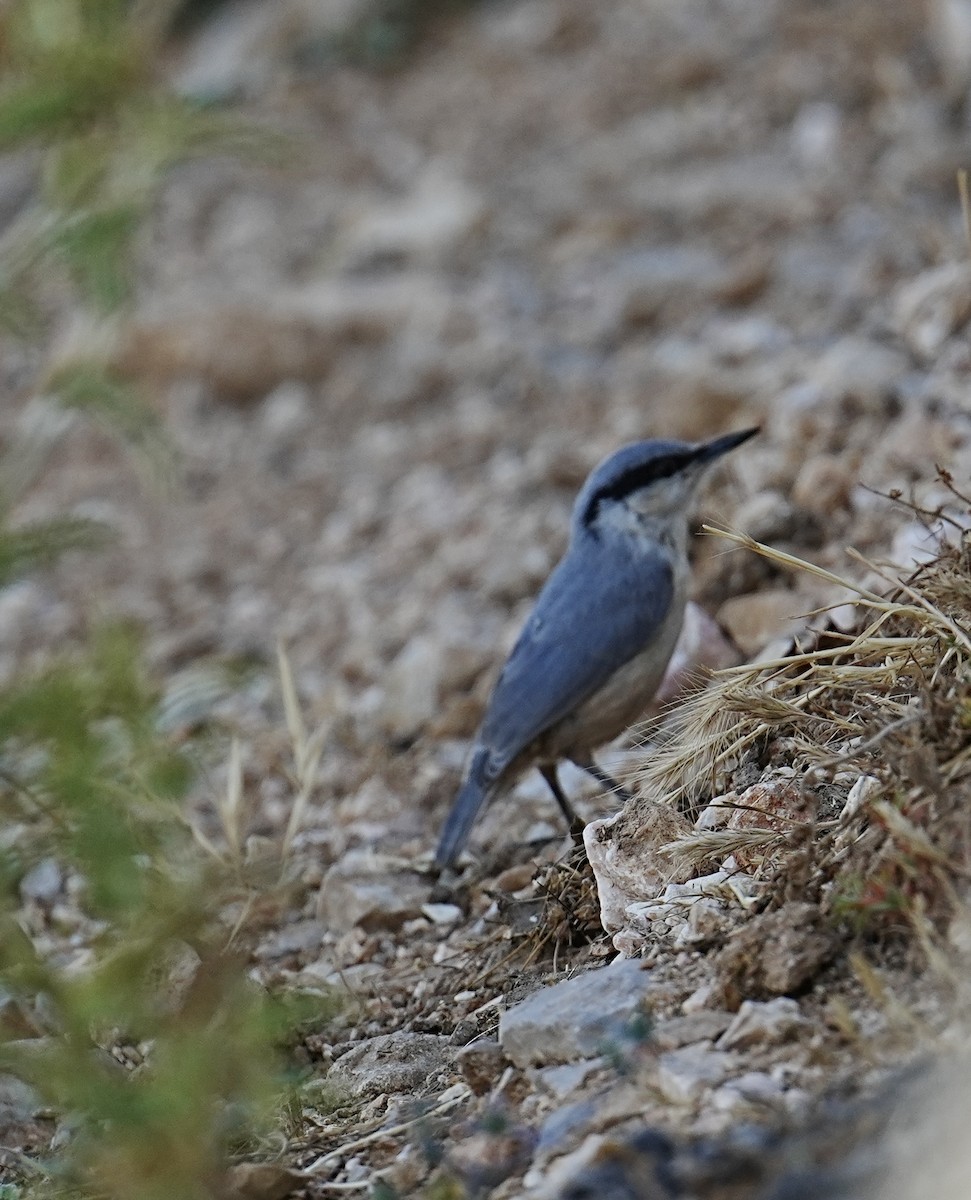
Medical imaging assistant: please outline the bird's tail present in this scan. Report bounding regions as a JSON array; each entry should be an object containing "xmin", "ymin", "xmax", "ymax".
[{"xmin": 434, "ymin": 748, "xmax": 494, "ymax": 870}]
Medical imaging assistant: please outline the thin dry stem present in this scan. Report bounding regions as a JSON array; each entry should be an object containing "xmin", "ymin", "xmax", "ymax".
[
  {"xmin": 215, "ymin": 736, "xmax": 245, "ymax": 865},
  {"xmin": 277, "ymin": 641, "xmax": 327, "ymax": 866},
  {"xmin": 959, "ymin": 168, "xmax": 971, "ymax": 258}
]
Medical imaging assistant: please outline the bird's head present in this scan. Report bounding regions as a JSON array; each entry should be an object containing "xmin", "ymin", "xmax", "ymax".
[{"xmin": 573, "ymin": 427, "xmax": 759, "ymax": 543}]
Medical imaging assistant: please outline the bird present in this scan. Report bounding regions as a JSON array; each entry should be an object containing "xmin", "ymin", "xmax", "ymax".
[{"xmin": 433, "ymin": 426, "xmax": 758, "ymax": 870}]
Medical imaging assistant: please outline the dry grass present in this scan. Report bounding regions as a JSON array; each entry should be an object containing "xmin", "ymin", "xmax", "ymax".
[
  {"xmin": 630, "ymin": 521, "xmax": 971, "ymax": 953},
  {"xmin": 531, "ymin": 847, "xmax": 605, "ymax": 961},
  {"xmin": 277, "ymin": 640, "xmax": 327, "ymax": 868},
  {"xmin": 188, "ymin": 642, "xmax": 326, "ymax": 873}
]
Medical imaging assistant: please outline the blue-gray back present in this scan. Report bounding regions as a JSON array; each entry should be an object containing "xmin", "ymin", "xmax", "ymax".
[{"xmin": 474, "ymin": 532, "xmax": 674, "ymax": 781}]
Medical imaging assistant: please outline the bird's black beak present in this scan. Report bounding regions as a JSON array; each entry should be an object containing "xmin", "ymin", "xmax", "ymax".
[{"xmin": 692, "ymin": 426, "xmax": 760, "ymax": 465}]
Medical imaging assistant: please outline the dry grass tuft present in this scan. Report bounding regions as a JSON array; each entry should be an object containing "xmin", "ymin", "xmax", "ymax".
[{"xmin": 631, "ymin": 520, "xmax": 971, "ymax": 957}]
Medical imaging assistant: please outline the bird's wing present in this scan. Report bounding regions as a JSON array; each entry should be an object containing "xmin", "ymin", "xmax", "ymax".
[{"xmin": 475, "ymin": 539, "xmax": 675, "ymax": 777}]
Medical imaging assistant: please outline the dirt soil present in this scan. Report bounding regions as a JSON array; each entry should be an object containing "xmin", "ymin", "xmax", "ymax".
[{"xmin": 4, "ymin": 0, "xmax": 971, "ymax": 1195}]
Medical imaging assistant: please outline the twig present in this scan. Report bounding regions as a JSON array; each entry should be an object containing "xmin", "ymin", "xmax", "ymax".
[
  {"xmin": 215, "ymin": 737, "xmax": 244, "ymax": 864},
  {"xmin": 301, "ymin": 1086, "xmax": 471, "ymax": 1175},
  {"xmin": 702, "ymin": 525, "xmax": 892, "ymax": 607},
  {"xmin": 845, "ymin": 548, "xmax": 971, "ymax": 656},
  {"xmin": 959, "ymin": 168, "xmax": 971, "ymax": 259}
]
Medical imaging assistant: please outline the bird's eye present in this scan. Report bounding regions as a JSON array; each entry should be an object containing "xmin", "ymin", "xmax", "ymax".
[
  {"xmin": 608, "ymin": 455, "xmax": 690, "ymax": 498},
  {"xmin": 581, "ymin": 453, "xmax": 691, "ymax": 525}
]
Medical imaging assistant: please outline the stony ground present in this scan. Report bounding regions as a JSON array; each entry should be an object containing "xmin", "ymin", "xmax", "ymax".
[{"xmin": 4, "ymin": 0, "xmax": 971, "ymax": 1195}]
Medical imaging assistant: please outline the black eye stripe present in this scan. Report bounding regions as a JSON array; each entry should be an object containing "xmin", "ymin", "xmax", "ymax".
[
  {"xmin": 590, "ymin": 451, "xmax": 691, "ymax": 504},
  {"xmin": 582, "ymin": 453, "xmax": 694, "ymax": 524}
]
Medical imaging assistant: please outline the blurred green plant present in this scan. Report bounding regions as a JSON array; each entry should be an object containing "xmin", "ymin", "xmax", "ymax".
[
  {"xmin": 0, "ymin": 0, "xmax": 271, "ymax": 325},
  {"xmin": 0, "ymin": 626, "xmax": 309, "ymax": 1199},
  {"xmin": 0, "ymin": 9, "xmax": 324, "ymax": 1194},
  {"xmin": 47, "ymin": 359, "xmax": 176, "ymax": 479}
]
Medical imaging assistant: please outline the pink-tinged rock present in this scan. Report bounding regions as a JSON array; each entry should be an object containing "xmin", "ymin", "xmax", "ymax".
[
  {"xmin": 647, "ymin": 602, "xmax": 740, "ymax": 714},
  {"xmin": 726, "ymin": 776, "xmax": 814, "ymax": 872},
  {"xmin": 716, "ymin": 589, "xmax": 806, "ymax": 658}
]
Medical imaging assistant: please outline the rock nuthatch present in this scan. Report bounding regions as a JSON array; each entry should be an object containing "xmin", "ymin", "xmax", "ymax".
[{"xmin": 434, "ymin": 427, "xmax": 758, "ymax": 869}]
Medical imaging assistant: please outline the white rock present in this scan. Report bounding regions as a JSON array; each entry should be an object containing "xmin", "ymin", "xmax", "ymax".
[
  {"xmin": 525, "ymin": 1134, "xmax": 609, "ymax": 1198},
  {"xmin": 890, "ymin": 521, "xmax": 946, "ymax": 571},
  {"xmin": 420, "ymin": 903, "xmax": 462, "ymax": 926},
  {"xmin": 835, "ymin": 774, "xmax": 882, "ymax": 852},
  {"xmin": 378, "ymin": 634, "xmax": 446, "ymax": 739},
  {"xmin": 317, "ymin": 850, "xmax": 430, "ymax": 933},
  {"xmin": 325, "ymin": 1032, "xmax": 453, "ymax": 1099},
  {"xmin": 611, "ymin": 929, "xmax": 648, "ymax": 957},
  {"xmin": 498, "ymin": 959, "xmax": 659, "ymax": 1067},
  {"xmin": 808, "ymin": 336, "xmax": 909, "ymax": 404},
  {"xmin": 289, "ymin": 0, "xmax": 372, "ymax": 33},
  {"xmin": 584, "ymin": 804, "xmax": 692, "ymax": 936},
  {"xmin": 656, "ymin": 1043, "xmax": 735, "ymax": 1104},
  {"xmin": 294, "ymin": 960, "xmax": 383, "ymax": 991},
  {"xmin": 625, "ymin": 899, "xmax": 678, "ymax": 931},
  {"xmin": 830, "ymin": 603, "xmax": 860, "ymax": 633},
  {"xmin": 928, "ymin": 0, "xmax": 971, "ymax": 93},
  {"xmin": 717, "ymin": 998, "xmax": 807, "ymax": 1050},
  {"xmin": 711, "ymin": 1070, "xmax": 786, "ymax": 1110},
  {"xmin": 773, "ymin": 380, "xmax": 827, "ymax": 422},
  {"xmin": 0, "ymin": 1073, "xmax": 42, "ymax": 1124},
  {"xmin": 0, "ymin": 581, "xmax": 45, "ymax": 647},
  {"xmin": 339, "ymin": 164, "xmax": 485, "ymax": 266},
  {"xmin": 20, "ymin": 858, "xmax": 63, "ymax": 904},
  {"xmin": 674, "ymin": 898, "xmax": 732, "ymax": 948},
  {"xmin": 892, "ymin": 262, "xmax": 971, "ymax": 359},
  {"xmin": 708, "ymin": 315, "xmax": 790, "ymax": 361},
  {"xmin": 718, "ymin": 588, "xmax": 808, "ymax": 658},
  {"xmin": 480, "ymin": 0, "xmax": 565, "ymax": 50},
  {"xmin": 174, "ymin": 0, "xmax": 284, "ymax": 100},
  {"xmin": 841, "ymin": 775, "xmax": 881, "ymax": 823},
  {"xmin": 947, "ymin": 910, "xmax": 971, "ymax": 956},
  {"xmin": 682, "ymin": 983, "xmax": 720, "ymax": 1014},
  {"xmin": 695, "ymin": 794, "xmax": 736, "ymax": 831},
  {"xmin": 530, "ymin": 1058, "xmax": 605, "ymax": 1100},
  {"xmin": 791, "ymin": 102, "xmax": 842, "ymax": 169},
  {"xmin": 260, "ymin": 381, "xmax": 311, "ymax": 441},
  {"xmin": 661, "ymin": 869, "xmax": 733, "ymax": 903}
]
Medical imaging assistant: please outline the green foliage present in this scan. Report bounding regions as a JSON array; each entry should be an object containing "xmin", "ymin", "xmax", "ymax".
[
  {"xmin": 0, "ymin": 625, "xmax": 187, "ymax": 907},
  {"xmin": 0, "ymin": 0, "xmax": 138, "ymax": 147},
  {"xmin": 0, "ymin": 627, "xmax": 297, "ymax": 1200},
  {"xmin": 0, "ymin": 515, "xmax": 111, "ymax": 585},
  {"xmin": 0, "ymin": 9, "xmax": 331, "ymax": 1196},
  {"xmin": 0, "ymin": 1, "xmax": 283, "ymax": 497},
  {"xmin": 831, "ymin": 871, "xmax": 911, "ymax": 933},
  {"xmin": 0, "ymin": 0, "xmax": 272, "ymax": 322},
  {"xmin": 48, "ymin": 206, "xmax": 141, "ymax": 313},
  {"xmin": 596, "ymin": 1007, "xmax": 654, "ymax": 1076},
  {"xmin": 47, "ymin": 360, "xmax": 177, "ymax": 481}
]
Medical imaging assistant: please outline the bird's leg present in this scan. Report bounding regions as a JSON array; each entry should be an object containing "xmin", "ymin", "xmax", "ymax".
[
  {"xmin": 575, "ymin": 757, "xmax": 633, "ymax": 804},
  {"xmin": 538, "ymin": 763, "xmax": 585, "ymax": 840},
  {"xmin": 538, "ymin": 763, "xmax": 577, "ymax": 823}
]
